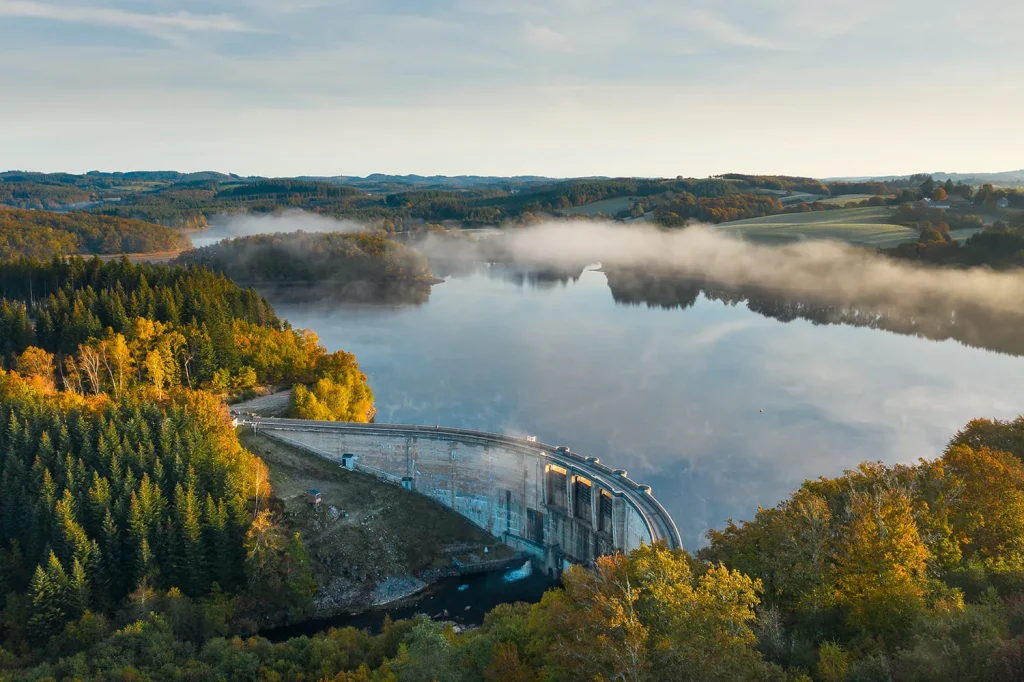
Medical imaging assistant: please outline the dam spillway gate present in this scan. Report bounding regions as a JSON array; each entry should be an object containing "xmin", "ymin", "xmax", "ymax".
[{"xmin": 244, "ymin": 418, "xmax": 682, "ymax": 573}]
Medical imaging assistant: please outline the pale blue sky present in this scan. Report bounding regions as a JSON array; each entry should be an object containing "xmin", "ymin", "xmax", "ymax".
[{"xmin": 1, "ymin": 0, "xmax": 1021, "ymax": 177}]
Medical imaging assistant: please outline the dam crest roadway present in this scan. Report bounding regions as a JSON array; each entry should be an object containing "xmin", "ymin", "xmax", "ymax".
[{"xmin": 238, "ymin": 417, "xmax": 682, "ymax": 575}]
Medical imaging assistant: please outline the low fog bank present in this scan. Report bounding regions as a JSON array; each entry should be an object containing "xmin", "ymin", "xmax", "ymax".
[
  {"xmin": 186, "ymin": 214, "xmax": 1024, "ymax": 322},
  {"xmin": 415, "ymin": 221, "xmax": 1024, "ymax": 318},
  {"xmin": 176, "ymin": 215, "xmax": 433, "ymax": 306},
  {"xmin": 193, "ymin": 211, "xmax": 364, "ymax": 247}
]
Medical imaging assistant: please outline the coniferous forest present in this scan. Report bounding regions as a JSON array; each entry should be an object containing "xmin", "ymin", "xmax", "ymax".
[
  {"xmin": 0, "ymin": 256, "xmax": 379, "ymax": 670},
  {"xmin": 0, "ymin": 257, "xmax": 375, "ymax": 418}
]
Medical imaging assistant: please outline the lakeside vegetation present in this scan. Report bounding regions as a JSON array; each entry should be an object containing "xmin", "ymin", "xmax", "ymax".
[
  {"xmin": 0, "ymin": 257, "xmax": 375, "ymax": 416},
  {"xmin": 884, "ymin": 217, "xmax": 1024, "ymax": 269},
  {"xmin": 174, "ymin": 232, "xmax": 437, "ymax": 304},
  {"xmin": 701, "ymin": 417, "xmax": 1024, "ymax": 681},
  {"xmin": 0, "ymin": 208, "xmax": 188, "ymax": 260}
]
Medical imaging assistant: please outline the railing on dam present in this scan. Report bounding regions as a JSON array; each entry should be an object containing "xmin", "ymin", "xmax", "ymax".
[{"xmin": 242, "ymin": 417, "xmax": 683, "ymax": 555}]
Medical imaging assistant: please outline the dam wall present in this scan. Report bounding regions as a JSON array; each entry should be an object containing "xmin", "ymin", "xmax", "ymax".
[{"xmin": 246, "ymin": 418, "xmax": 681, "ymax": 573}]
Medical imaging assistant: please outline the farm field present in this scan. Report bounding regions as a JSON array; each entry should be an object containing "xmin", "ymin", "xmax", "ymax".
[
  {"xmin": 559, "ymin": 196, "xmax": 637, "ymax": 215},
  {"xmin": 712, "ymin": 206, "xmax": 918, "ymax": 247},
  {"xmin": 818, "ymin": 194, "xmax": 888, "ymax": 206},
  {"xmin": 754, "ymin": 189, "xmax": 823, "ymax": 204},
  {"xmin": 951, "ymin": 228, "xmax": 983, "ymax": 243}
]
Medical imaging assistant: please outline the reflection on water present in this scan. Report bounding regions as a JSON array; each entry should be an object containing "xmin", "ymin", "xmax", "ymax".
[
  {"xmin": 604, "ymin": 268, "xmax": 1024, "ymax": 358},
  {"xmin": 263, "ymin": 268, "xmax": 1024, "ymax": 549},
  {"xmin": 255, "ymin": 282, "xmax": 432, "ymax": 307}
]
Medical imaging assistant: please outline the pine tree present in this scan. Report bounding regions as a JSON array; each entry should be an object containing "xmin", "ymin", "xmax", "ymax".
[
  {"xmin": 98, "ymin": 506, "xmax": 121, "ymax": 604},
  {"xmin": 27, "ymin": 553, "xmax": 73, "ymax": 643},
  {"xmin": 282, "ymin": 533, "xmax": 317, "ymax": 616},
  {"xmin": 127, "ymin": 491, "xmax": 148, "ymax": 586},
  {"xmin": 202, "ymin": 493, "xmax": 230, "ymax": 589},
  {"xmin": 70, "ymin": 556, "xmax": 90, "ymax": 618},
  {"xmin": 27, "ymin": 564, "xmax": 63, "ymax": 644},
  {"xmin": 175, "ymin": 481, "xmax": 205, "ymax": 595}
]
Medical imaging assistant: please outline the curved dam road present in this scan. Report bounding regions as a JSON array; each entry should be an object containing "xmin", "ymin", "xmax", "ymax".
[{"xmin": 240, "ymin": 418, "xmax": 682, "ymax": 573}]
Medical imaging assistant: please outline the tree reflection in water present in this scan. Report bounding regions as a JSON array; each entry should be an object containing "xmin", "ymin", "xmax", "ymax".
[{"xmin": 604, "ymin": 267, "xmax": 1024, "ymax": 358}]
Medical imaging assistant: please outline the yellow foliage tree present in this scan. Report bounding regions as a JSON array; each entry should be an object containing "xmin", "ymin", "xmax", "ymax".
[
  {"xmin": 531, "ymin": 553, "xmax": 650, "ymax": 682},
  {"xmin": 629, "ymin": 544, "xmax": 763, "ymax": 679},
  {"xmin": 97, "ymin": 331, "xmax": 134, "ymax": 401},
  {"xmin": 14, "ymin": 346, "xmax": 55, "ymax": 392},
  {"xmin": 942, "ymin": 444, "xmax": 1024, "ymax": 562},
  {"xmin": 531, "ymin": 543, "xmax": 765, "ymax": 682},
  {"xmin": 832, "ymin": 488, "xmax": 929, "ymax": 642},
  {"xmin": 289, "ymin": 351, "xmax": 375, "ymax": 423},
  {"xmin": 143, "ymin": 349, "xmax": 166, "ymax": 399}
]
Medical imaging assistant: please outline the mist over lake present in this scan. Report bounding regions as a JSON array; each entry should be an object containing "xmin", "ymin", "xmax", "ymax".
[{"xmin": 261, "ymin": 265, "xmax": 1024, "ymax": 549}]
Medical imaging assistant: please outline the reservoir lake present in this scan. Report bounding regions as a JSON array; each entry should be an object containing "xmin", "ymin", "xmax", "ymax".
[{"xmin": 263, "ymin": 266, "xmax": 1024, "ymax": 550}]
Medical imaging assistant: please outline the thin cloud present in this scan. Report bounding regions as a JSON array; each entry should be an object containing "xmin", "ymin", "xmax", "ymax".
[
  {"xmin": 682, "ymin": 9, "xmax": 780, "ymax": 49},
  {"xmin": 0, "ymin": 0, "xmax": 260, "ymax": 34},
  {"xmin": 522, "ymin": 22, "xmax": 573, "ymax": 52}
]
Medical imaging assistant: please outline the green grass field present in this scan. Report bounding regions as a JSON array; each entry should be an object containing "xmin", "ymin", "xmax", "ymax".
[
  {"xmin": 754, "ymin": 189, "xmax": 825, "ymax": 204},
  {"xmin": 712, "ymin": 206, "xmax": 918, "ymax": 247},
  {"xmin": 560, "ymin": 196, "xmax": 637, "ymax": 216},
  {"xmin": 817, "ymin": 194, "xmax": 889, "ymax": 206}
]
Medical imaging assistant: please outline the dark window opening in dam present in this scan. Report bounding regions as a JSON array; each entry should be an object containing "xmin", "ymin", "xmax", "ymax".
[
  {"xmin": 547, "ymin": 465, "xmax": 568, "ymax": 510},
  {"xmin": 527, "ymin": 508, "xmax": 544, "ymax": 544},
  {"xmin": 599, "ymin": 490, "xmax": 614, "ymax": 533},
  {"xmin": 505, "ymin": 489, "xmax": 512, "ymax": 533},
  {"xmin": 573, "ymin": 476, "xmax": 593, "ymax": 522}
]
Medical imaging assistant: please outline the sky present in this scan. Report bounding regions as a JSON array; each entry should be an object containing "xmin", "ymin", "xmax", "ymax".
[{"xmin": 1, "ymin": 0, "xmax": 1022, "ymax": 178}]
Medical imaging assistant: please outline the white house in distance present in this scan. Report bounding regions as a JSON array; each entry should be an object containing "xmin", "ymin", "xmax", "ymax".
[{"xmin": 922, "ymin": 198, "xmax": 951, "ymax": 210}]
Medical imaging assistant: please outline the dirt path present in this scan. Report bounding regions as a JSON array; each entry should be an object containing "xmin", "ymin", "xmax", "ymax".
[
  {"xmin": 231, "ymin": 389, "xmax": 293, "ymax": 417},
  {"xmin": 238, "ymin": 430, "xmax": 513, "ymax": 615}
]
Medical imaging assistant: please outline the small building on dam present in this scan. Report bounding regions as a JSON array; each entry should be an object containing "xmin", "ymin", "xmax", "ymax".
[{"xmin": 247, "ymin": 418, "xmax": 682, "ymax": 574}]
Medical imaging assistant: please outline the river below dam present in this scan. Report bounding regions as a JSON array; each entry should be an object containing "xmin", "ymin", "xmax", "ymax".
[
  {"xmin": 263, "ymin": 561, "xmax": 554, "ymax": 640},
  {"xmin": 261, "ymin": 265, "xmax": 1024, "ymax": 550}
]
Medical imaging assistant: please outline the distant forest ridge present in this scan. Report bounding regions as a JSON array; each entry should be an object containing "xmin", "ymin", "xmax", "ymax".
[
  {"xmin": 0, "ymin": 169, "xmax": 981, "ymax": 224},
  {"xmin": 7, "ymin": 168, "xmax": 1023, "ymax": 184},
  {"xmin": 2, "ymin": 170, "xmax": 1023, "ymax": 268},
  {"xmin": 826, "ymin": 169, "xmax": 1024, "ymax": 186}
]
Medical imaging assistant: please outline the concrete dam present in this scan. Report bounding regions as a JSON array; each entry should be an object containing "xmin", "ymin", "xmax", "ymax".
[{"xmin": 245, "ymin": 418, "xmax": 682, "ymax": 573}]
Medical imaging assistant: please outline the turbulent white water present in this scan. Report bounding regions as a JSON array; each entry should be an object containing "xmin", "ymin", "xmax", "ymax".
[{"xmin": 503, "ymin": 560, "xmax": 534, "ymax": 583}]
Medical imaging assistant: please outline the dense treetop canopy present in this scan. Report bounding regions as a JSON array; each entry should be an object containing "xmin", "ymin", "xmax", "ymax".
[
  {"xmin": 175, "ymin": 232, "xmax": 435, "ymax": 286},
  {"xmin": 0, "ymin": 208, "xmax": 188, "ymax": 259}
]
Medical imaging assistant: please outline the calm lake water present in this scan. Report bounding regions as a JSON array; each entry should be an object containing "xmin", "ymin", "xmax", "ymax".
[{"xmin": 263, "ymin": 266, "xmax": 1024, "ymax": 549}]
